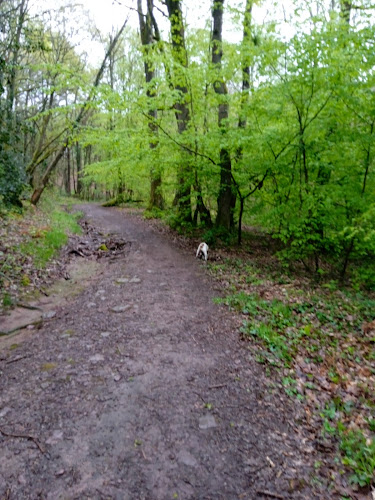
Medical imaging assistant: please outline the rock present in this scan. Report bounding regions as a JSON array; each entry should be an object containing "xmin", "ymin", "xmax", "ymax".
[
  {"xmin": 177, "ymin": 450, "xmax": 198, "ymax": 467},
  {"xmin": 116, "ymin": 278, "xmax": 129, "ymax": 284},
  {"xmin": 199, "ymin": 414, "xmax": 217, "ymax": 430},
  {"xmin": 110, "ymin": 305, "xmax": 132, "ymax": 313},
  {"xmin": 18, "ymin": 474, "xmax": 27, "ymax": 485},
  {"xmin": 46, "ymin": 430, "xmax": 64, "ymax": 445},
  {"xmin": 43, "ymin": 310, "xmax": 56, "ymax": 319},
  {"xmin": 0, "ymin": 407, "xmax": 11, "ymax": 418},
  {"xmin": 89, "ymin": 354, "xmax": 105, "ymax": 363},
  {"xmin": 100, "ymin": 331, "xmax": 111, "ymax": 338}
]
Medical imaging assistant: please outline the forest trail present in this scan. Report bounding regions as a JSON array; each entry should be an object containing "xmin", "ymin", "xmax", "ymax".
[{"xmin": 1, "ymin": 204, "xmax": 318, "ymax": 500}]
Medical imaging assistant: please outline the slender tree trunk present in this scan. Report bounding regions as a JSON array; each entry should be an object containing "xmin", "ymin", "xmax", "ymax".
[
  {"xmin": 193, "ymin": 168, "xmax": 212, "ymax": 227},
  {"xmin": 340, "ymin": 0, "xmax": 352, "ymax": 23},
  {"xmin": 6, "ymin": 0, "xmax": 27, "ymax": 125},
  {"xmin": 138, "ymin": 0, "xmax": 164, "ymax": 210},
  {"xmin": 165, "ymin": 0, "xmax": 192, "ymax": 223},
  {"xmin": 75, "ymin": 141, "xmax": 83, "ymax": 195},
  {"xmin": 31, "ymin": 147, "xmax": 66, "ymax": 205},
  {"xmin": 65, "ymin": 147, "xmax": 71, "ymax": 195},
  {"xmin": 238, "ymin": 0, "xmax": 253, "ymax": 130},
  {"xmin": 211, "ymin": 0, "xmax": 235, "ymax": 231},
  {"xmin": 27, "ymin": 91, "xmax": 55, "ymax": 179}
]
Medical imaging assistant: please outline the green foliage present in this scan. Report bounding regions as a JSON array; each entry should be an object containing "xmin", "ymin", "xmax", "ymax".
[
  {"xmin": 1, "ymin": 0, "xmax": 374, "ymax": 283},
  {"xmin": 0, "ymin": 115, "xmax": 27, "ymax": 209},
  {"xmin": 340, "ymin": 431, "xmax": 375, "ymax": 487},
  {"xmin": 21, "ymin": 205, "xmax": 81, "ymax": 268}
]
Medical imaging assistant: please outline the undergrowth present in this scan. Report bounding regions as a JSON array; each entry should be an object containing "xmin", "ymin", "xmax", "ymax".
[
  {"xmin": 20, "ymin": 203, "xmax": 81, "ymax": 268},
  {"xmin": 0, "ymin": 193, "xmax": 82, "ymax": 308},
  {"xmin": 210, "ymin": 256, "xmax": 375, "ymax": 490}
]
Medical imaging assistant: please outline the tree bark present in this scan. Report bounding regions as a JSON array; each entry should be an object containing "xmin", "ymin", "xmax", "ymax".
[
  {"xmin": 138, "ymin": 0, "xmax": 164, "ymax": 210},
  {"xmin": 75, "ymin": 141, "xmax": 83, "ymax": 195},
  {"xmin": 6, "ymin": 0, "xmax": 27, "ymax": 125},
  {"xmin": 211, "ymin": 0, "xmax": 235, "ymax": 231},
  {"xmin": 239, "ymin": 0, "xmax": 253, "ymax": 130},
  {"xmin": 165, "ymin": 0, "xmax": 192, "ymax": 223}
]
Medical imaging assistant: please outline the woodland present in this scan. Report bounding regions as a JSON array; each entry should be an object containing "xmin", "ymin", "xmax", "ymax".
[
  {"xmin": 1, "ymin": 0, "xmax": 375, "ymax": 494},
  {"xmin": 1, "ymin": 0, "xmax": 375, "ymax": 285}
]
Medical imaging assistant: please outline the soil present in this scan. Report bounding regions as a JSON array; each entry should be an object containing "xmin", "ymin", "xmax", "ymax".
[{"xmin": 0, "ymin": 204, "xmax": 327, "ymax": 500}]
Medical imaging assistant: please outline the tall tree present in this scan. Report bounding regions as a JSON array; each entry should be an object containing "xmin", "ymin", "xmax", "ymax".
[
  {"xmin": 211, "ymin": 0, "xmax": 236, "ymax": 230},
  {"xmin": 138, "ymin": 0, "xmax": 164, "ymax": 210},
  {"xmin": 165, "ymin": 0, "xmax": 192, "ymax": 223}
]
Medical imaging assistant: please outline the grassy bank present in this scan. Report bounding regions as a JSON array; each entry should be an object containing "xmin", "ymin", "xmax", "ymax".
[{"xmin": 0, "ymin": 194, "xmax": 82, "ymax": 309}]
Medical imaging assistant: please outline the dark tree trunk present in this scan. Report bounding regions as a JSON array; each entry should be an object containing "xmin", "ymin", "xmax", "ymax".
[
  {"xmin": 75, "ymin": 141, "xmax": 83, "ymax": 195},
  {"xmin": 193, "ymin": 167, "xmax": 212, "ymax": 227},
  {"xmin": 211, "ymin": 0, "xmax": 236, "ymax": 230},
  {"xmin": 238, "ymin": 0, "xmax": 253, "ymax": 130},
  {"xmin": 340, "ymin": 0, "xmax": 352, "ymax": 23}
]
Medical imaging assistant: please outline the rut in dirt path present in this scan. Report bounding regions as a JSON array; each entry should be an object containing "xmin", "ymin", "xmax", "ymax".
[{"xmin": 0, "ymin": 204, "xmax": 319, "ymax": 500}]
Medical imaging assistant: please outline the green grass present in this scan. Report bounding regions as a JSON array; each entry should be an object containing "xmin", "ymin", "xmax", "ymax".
[{"xmin": 20, "ymin": 208, "xmax": 81, "ymax": 268}]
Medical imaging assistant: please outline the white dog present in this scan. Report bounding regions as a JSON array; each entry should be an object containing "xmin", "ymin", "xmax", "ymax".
[{"xmin": 196, "ymin": 242, "xmax": 209, "ymax": 261}]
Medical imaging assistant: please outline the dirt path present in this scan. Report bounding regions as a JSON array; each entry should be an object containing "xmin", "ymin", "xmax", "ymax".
[{"xmin": 1, "ymin": 204, "xmax": 320, "ymax": 500}]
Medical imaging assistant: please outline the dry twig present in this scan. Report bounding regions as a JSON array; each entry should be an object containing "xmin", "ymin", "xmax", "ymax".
[{"xmin": 0, "ymin": 427, "xmax": 46, "ymax": 454}]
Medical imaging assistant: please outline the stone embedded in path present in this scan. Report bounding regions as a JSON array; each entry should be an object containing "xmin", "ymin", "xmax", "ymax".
[
  {"xmin": 110, "ymin": 305, "xmax": 132, "ymax": 313},
  {"xmin": 100, "ymin": 331, "xmax": 111, "ymax": 338},
  {"xmin": 199, "ymin": 414, "xmax": 217, "ymax": 430},
  {"xmin": 43, "ymin": 310, "xmax": 57, "ymax": 319},
  {"xmin": 89, "ymin": 354, "xmax": 105, "ymax": 363},
  {"xmin": 177, "ymin": 450, "xmax": 198, "ymax": 467}
]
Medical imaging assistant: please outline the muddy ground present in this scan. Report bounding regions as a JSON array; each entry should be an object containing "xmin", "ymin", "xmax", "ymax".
[{"xmin": 1, "ymin": 204, "xmax": 328, "ymax": 499}]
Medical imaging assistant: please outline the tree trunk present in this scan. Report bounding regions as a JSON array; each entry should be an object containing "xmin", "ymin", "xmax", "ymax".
[
  {"xmin": 239, "ymin": 0, "xmax": 253, "ymax": 130},
  {"xmin": 211, "ymin": 0, "xmax": 235, "ymax": 230},
  {"xmin": 75, "ymin": 141, "xmax": 83, "ymax": 195},
  {"xmin": 165, "ymin": 0, "xmax": 192, "ymax": 223},
  {"xmin": 138, "ymin": 0, "xmax": 164, "ymax": 211},
  {"xmin": 6, "ymin": 0, "xmax": 27, "ymax": 125},
  {"xmin": 65, "ymin": 147, "xmax": 71, "ymax": 195},
  {"xmin": 31, "ymin": 147, "xmax": 66, "ymax": 205}
]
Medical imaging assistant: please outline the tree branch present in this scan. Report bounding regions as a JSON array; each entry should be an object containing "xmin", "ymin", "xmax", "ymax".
[{"xmin": 141, "ymin": 111, "xmax": 218, "ymax": 166}]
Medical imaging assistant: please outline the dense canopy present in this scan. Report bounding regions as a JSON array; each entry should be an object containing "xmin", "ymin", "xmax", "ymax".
[{"xmin": 1, "ymin": 0, "xmax": 375, "ymax": 284}]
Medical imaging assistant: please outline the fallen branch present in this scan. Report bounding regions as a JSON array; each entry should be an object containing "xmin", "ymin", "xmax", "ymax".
[
  {"xmin": 6, "ymin": 355, "xmax": 30, "ymax": 365},
  {"xmin": 0, "ymin": 427, "xmax": 46, "ymax": 454}
]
